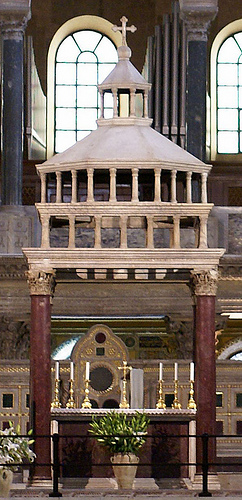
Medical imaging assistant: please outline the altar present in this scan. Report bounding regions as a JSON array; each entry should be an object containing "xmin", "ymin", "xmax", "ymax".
[{"xmin": 51, "ymin": 408, "xmax": 196, "ymax": 481}]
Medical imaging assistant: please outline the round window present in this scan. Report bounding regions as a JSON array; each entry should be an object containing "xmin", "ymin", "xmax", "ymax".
[{"xmin": 90, "ymin": 366, "xmax": 113, "ymax": 392}]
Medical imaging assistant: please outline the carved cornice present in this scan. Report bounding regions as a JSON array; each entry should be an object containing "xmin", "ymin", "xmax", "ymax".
[
  {"xmin": 0, "ymin": 257, "xmax": 27, "ymax": 279},
  {"xmin": 189, "ymin": 268, "xmax": 218, "ymax": 296},
  {"xmin": 179, "ymin": 0, "xmax": 218, "ymax": 41},
  {"xmin": 26, "ymin": 269, "xmax": 56, "ymax": 296}
]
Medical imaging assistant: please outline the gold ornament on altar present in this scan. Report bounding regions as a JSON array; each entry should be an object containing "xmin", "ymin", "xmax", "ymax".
[
  {"xmin": 82, "ymin": 362, "xmax": 92, "ymax": 409},
  {"xmin": 118, "ymin": 361, "xmax": 132, "ymax": 409},
  {"xmin": 156, "ymin": 362, "xmax": 166, "ymax": 409},
  {"xmin": 66, "ymin": 361, "xmax": 76, "ymax": 409},
  {"xmin": 172, "ymin": 362, "xmax": 182, "ymax": 410},
  {"xmin": 51, "ymin": 361, "xmax": 61, "ymax": 408},
  {"xmin": 187, "ymin": 362, "xmax": 196, "ymax": 410}
]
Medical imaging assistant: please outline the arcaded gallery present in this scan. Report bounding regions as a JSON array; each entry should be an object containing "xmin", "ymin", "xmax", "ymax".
[{"xmin": 0, "ymin": 0, "xmax": 242, "ymax": 494}]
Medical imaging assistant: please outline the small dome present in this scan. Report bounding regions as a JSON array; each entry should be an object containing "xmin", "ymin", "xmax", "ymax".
[{"xmin": 99, "ymin": 42, "xmax": 149, "ymax": 91}]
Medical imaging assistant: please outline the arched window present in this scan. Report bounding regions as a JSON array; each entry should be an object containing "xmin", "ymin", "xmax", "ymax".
[
  {"xmin": 211, "ymin": 20, "xmax": 242, "ymax": 161},
  {"xmin": 47, "ymin": 16, "xmax": 121, "ymax": 157}
]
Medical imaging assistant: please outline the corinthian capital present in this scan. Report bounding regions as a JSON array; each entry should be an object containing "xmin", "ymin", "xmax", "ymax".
[
  {"xmin": 0, "ymin": 0, "xmax": 31, "ymax": 38},
  {"xmin": 189, "ymin": 268, "xmax": 218, "ymax": 296},
  {"xmin": 26, "ymin": 269, "xmax": 56, "ymax": 296},
  {"xmin": 179, "ymin": 0, "xmax": 218, "ymax": 41}
]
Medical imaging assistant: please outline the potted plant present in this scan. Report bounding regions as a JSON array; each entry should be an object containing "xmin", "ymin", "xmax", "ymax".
[
  {"xmin": 0, "ymin": 421, "xmax": 35, "ymax": 497},
  {"xmin": 89, "ymin": 411, "xmax": 149, "ymax": 489}
]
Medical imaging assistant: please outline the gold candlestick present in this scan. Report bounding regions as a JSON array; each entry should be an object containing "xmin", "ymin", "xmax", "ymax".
[
  {"xmin": 51, "ymin": 378, "xmax": 61, "ymax": 408},
  {"xmin": 172, "ymin": 379, "xmax": 181, "ymax": 409},
  {"xmin": 187, "ymin": 380, "xmax": 197, "ymax": 410},
  {"xmin": 66, "ymin": 379, "xmax": 76, "ymax": 408},
  {"xmin": 156, "ymin": 380, "xmax": 166, "ymax": 409},
  {"xmin": 82, "ymin": 379, "xmax": 92, "ymax": 409},
  {"xmin": 118, "ymin": 361, "xmax": 132, "ymax": 409}
]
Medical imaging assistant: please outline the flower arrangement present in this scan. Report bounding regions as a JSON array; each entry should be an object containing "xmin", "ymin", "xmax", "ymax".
[
  {"xmin": 0, "ymin": 422, "xmax": 35, "ymax": 470},
  {"xmin": 89, "ymin": 411, "xmax": 149, "ymax": 456}
]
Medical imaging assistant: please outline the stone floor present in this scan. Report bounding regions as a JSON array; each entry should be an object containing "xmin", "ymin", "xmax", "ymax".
[{"xmin": 7, "ymin": 477, "xmax": 242, "ymax": 499}]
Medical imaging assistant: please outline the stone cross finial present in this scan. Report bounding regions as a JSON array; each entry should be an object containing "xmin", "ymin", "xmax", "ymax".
[{"xmin": 112, "ymin": 15, "xmax": 137, "ymax": 46}]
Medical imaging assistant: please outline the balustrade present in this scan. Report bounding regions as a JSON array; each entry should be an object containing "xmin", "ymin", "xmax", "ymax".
[
  {"xmin": 42, "ymin": 211, "xmax": 209, "ymax": 251},
  {"xmin": 40, "ymin": 167, "xmax": 209, "ymax": 206}
]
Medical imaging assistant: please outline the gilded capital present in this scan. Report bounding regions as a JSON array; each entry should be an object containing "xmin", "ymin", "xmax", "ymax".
[
  {"xmin": 26, "ymin": 269, "xmax": 56, "ymax": 296},
  {"xmin": 189, "ymin": 268, "xmax": 218, "ymax": 296}
]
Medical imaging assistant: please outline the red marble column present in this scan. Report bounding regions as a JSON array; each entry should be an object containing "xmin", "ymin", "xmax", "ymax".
[
  {"xmin": 190, "ymin": 269, "xmax": 218, "ymax": 472},
  {"xmin": 27, "ymin": 270, "xmax": 55, "ymax": 480},
  {"xmin": 195, "ymin": 295, "xmax": 216, "ymax": 468}
]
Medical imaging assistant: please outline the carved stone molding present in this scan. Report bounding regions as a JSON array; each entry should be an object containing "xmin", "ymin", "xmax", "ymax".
[
  {"xmin": 0, "ymin": 0, "xmax": 31, "ymax": 38},
  {"xmin": 0, "ymin": 257, "xmax": 27, "ymax": 279},
  {"xmin": 189, "ymin": 268, "xmax": 218, "ymax": 296},
  {"xmin": 179, "ymin": 0, "xmax": 218, "ymax": 41},
  {"xmin": 26, "ymin": 269, "xmax": 56, "ymax": 296}
]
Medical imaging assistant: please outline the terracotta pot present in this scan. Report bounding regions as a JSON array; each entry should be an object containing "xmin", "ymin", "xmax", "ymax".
[
  {"xmin": 0, "ymin": 469, "xmax": 13, "ymax": 498},
  {"xmin": 110, "ymin": 453, "xmax": 139, "ymax": 489}
]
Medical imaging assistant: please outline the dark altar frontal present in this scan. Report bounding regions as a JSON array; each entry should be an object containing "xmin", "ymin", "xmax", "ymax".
[{"xmin": 51, "ymin": 408, "xmax": 196, "ymax": 480}]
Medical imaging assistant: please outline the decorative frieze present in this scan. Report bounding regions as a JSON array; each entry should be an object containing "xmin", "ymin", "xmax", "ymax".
[
  {"xmin": 189, "ymin": 268, "xmax": 218, "ymax": 296},
  {"xmin": 26, "ymin": 269, "xmax": 56, "ymax": 296}
]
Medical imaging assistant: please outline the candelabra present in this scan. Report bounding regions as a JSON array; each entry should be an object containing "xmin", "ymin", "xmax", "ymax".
[
  {"xmin": 66, "ymin": 379, "xmax": 76, "ymax": 408},
  {"xmin": 51, "ymin": 378, "xmax": 61, "ymax": 408},
  {"xmin": 81, "ymin": 379, "xmax": 92, "ymax": 409},
  {"xmin": 156, "ymin": 379, "xmax": 166, "ymax": 409},
  {"xmin": 172, "ymin": 379, "xmax": 181, "ymax": 409},
  {"xmin": 187, "ymin": 380, "xmax": 197, "ymax": 410},
  {"xmin": 118, "ymin": 361, "xmax": 132, "ymax": 409},
  {"xmin": 120, "ymin": 377, "xmax": 129, "ymax": 409}
]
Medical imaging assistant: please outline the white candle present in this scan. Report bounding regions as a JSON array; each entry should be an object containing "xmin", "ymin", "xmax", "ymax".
[
  {"xmin": 190, "ymin": 362, "xmax": 194, "ymax": 382},
  {"xmin": 70, "ymin": 361, "xmax": 74, "ymax": 380},
  {"xmin": 159, "ymin": 362, "xmax": 163, "ymax": 381},
  {"xmin": 86, "ymin": 361, "xmax": 90, "ymax": 380},
  {"xmin": 174, "ymin": 362, "xmax": 178, "ymax": 380},
  {"xmin": 55, "ymin": 361, "xmax": 59, "ymax": 380}
]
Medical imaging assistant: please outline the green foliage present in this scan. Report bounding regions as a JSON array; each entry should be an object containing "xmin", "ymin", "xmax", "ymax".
[
  {"xmin": 0, "ymin": 421, "xmax": 36, "ymax": 470},
  {"xmin": 89, "ymin": 411, "xmax": 149, "ymax": 455}
]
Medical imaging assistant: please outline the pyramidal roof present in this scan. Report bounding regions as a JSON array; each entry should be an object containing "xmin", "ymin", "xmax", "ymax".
[{"xmin": 42, "ymin": 17, "xmax": 206, "ymax": 170}]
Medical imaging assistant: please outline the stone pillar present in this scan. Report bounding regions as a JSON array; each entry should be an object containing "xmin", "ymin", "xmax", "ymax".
[
  {"xmin": 131, "ymin": 168, "xmax": 139, "ymax": 202},
  {"xmin": 0, "ymin": 1, "xmax": 31, "ymax": 205},
  {"xmin": 71, "ymin": 170, "xmax": 77, "ymax": 203},
  {"xmin": 87, "ymin": 168, "xmax": 94, "ymax": 202},
  {"xmin": 154, "ymin": 168, "xmax": 161, "ymax": 202},
  {"xmin": 26, "ymin": 269, "xmax": 56, "ymax": 480},
  {"xmin": 179, "ymin": 0, "xmax": 218, "ymax": 161},
  {"xmin": 109, "ymin": 168, "xmax": 117, "ymax": 202},
  {"xmin": 189, "ymin": 268, "xmax": 218, "ymax": 471}
]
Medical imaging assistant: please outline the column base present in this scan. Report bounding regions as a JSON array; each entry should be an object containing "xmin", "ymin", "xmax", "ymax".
[
  {"xmin": 28, "ymin": 478, "xmax": 53, "ymax": 488},
  {"xmin": 184, "ymin": 472, "xmax": 221, "ymax": 491}
]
